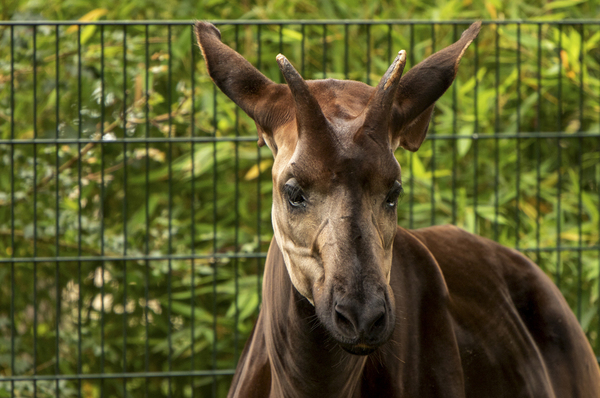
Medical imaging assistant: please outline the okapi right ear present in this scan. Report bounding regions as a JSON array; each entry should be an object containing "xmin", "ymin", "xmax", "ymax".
[
  {"xmin": 194, "ymin": 21, "xmax": 290, "ymax": 147},
  {"xmin": 390, "ymin": 21, "xmax": 481, "ymax": 152}
]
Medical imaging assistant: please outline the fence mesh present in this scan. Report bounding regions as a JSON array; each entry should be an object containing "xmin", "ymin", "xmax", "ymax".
[{"xmin": 1, "ymin": 20, "xmax": 600, "ymax": 397}]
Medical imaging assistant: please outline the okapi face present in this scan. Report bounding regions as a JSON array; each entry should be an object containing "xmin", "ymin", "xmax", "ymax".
[{"xmin": 195, "ymin": 21, "xmax": 481, "ymax": 355}]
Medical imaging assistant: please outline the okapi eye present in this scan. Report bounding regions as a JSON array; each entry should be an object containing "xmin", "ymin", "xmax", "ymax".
[
  {"xmin": 385, "ymin": 181, "xmax": 403, "ymax": 209},
  {"xmin": 283, "ymin": 179, "xmax": 307, "ymax": 209}
]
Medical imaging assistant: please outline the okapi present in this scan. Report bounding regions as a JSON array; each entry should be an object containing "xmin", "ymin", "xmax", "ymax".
[{"xmin": 195, "ymin": 21, "xmax": 600, "ymax": 397}]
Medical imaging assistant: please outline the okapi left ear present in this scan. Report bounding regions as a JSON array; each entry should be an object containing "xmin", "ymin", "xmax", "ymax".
[
  {"xmin": 391, "ymin": 21, "xmax": 481, "ymax": 152},
  {"xmin": 194, "ymin": 21, "xmax": 291, "ymax": 148}
]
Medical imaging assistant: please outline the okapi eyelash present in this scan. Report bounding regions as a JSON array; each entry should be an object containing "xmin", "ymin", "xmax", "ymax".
[
  {"xmin": 283, "ymin": 182, "xmax": 307, "ymax": 207},
  {"xmin": 283, "ymin": 183, "xmax": 303, "ymax": 197}
]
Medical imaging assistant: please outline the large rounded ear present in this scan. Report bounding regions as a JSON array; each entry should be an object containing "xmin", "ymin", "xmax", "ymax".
[
  {"xmin": 391, "ymin": 21, "xmax": 481, "ymax": 152},
  {"xmin": 194, "ymin": 21, "xmax": 291, "ymax": 148}
]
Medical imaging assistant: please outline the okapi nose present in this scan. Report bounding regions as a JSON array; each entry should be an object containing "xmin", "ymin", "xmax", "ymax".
[{"xmin": 334, "ymin": 299, "xmax": 386, "ymax": 339}]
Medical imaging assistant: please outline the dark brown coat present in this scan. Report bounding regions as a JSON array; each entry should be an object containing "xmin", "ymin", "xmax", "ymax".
[
  {"xmin": 229, "ymin": 226, "xmax": 600, "ymax": 397},
  {"xmin": 194, "ymin": 21, "xmax": 600, "ymax": 397}
]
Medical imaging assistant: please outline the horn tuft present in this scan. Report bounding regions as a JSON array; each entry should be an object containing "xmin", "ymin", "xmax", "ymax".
[
  {"xmin": 384, "ymin": 51, "xmax": 406, "ymax": 91},
  {"xmin": 356, "ymin": 49, "xmax": 407, "ymax": 144}
]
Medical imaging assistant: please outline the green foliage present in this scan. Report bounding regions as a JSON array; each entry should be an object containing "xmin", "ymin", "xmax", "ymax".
[
  {"xmin": 5, "ymin": 0, "xmax": 600, "ymax": 21},
  {"xmin": 1, "ymin": 2, "xmax": 600, "ymax": 398}
]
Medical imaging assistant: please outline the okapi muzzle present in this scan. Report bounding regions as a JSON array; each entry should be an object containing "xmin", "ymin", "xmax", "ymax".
[{"xmin": 194, "ymin": 20, "xmax": 479, "ymax": 355}]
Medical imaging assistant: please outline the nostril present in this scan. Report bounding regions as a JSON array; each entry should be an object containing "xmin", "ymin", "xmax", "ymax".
[
  {"xmin": 371, "ymin": 311, "xmax": 386, "ymax": 332},
  {"xmin": 335, "ymin": 309, "xmax": 351, "ymax": 327},
  {"xmin": 361, "ymin": 304, "xmax": 386, "ymax": 336},
  {"xmin": 334, "ymin": 303, "xmax": 357, "ymax": 333}
]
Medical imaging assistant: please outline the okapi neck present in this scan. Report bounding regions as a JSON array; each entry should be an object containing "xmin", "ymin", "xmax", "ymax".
[{"xmin": 261, "ymin": 239, "xmax": 367, "ymax": 398}]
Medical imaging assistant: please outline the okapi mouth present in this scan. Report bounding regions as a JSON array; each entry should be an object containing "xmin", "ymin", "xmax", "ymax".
[{"xmin": 339, "ymin": 342, "xmax": 379, "ymax": 356}]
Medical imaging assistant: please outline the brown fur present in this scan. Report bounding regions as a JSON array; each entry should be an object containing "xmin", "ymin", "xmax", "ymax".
[{"xmin": 194, "ymin": 21, "xmax": 600, "ymax": 397}]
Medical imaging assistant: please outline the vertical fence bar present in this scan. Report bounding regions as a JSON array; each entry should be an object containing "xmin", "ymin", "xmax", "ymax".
[
  {"xmin": 212, "ymin": 27, "xmax": 220, "ymax": 397},
  {"xmin": 77, "ymin": 24, "xmax": 83, "ymax": 398},
  {"xmin": 577, "ymin": 23, "xmax": 584, "ymax": 322},
  {"xmin": 122, "ymin": 23, "xmax": 129, "ymax": 398},
  {"xmin": 598, "ymin": 48, "xmax": 600, "ymax": 353},
  {"xmin": 556, "ymin": 24, "xmax": 563, "ymax": 288},
  {"xmin": 344, "ymin": 23, "xmax": 348, "ymax": 79},
  {"xmin": 32, "ymin": 24, "xmax": 38, "ymax": 398},
  {"xmin": 55, "ymin": 25, "xmax": 61, "ymax": 395},
  {"xmin": 10, "ymin": 23, "xmax": 15, "ymax": 398},
  {"xmin": 256, "ymin": 23, "xmax": 263, "ymax": 313},
  {"xmin": 99, "ymin": 24, "xmax": 106, "ymax": 398},
  {"xmin": 409, "ymin": 24, "xmax": 414, "ymax": 230},
  {"xmin": 279, "ymin": 24, "xmax": 284, "ymax": 83},
  {"xmin": 515, "ymin": 23, "xmax": 521, "ymax": 250},
  {"xmin": 451, "ymin": 24, "xmax": 458, "ymax": 225},
  {"xmin": 536, "ymin": 24, "xmax": 542, "ymax": 264},
  {"xmin": 323, "ymin": 24, "xmax": 327, "ymax": 78},
  {"xmin": 598, "ymin": 21, "xmax": 600, "ymax": 354},
  {"xmin": 430, "ymin": 23, "xmax": 436, "ymax": 226},
  {"xmin": 473, "ymin": 31, "xmax": 479, "ymax": 235},
  {"xmin": 301, "ymin": 24, "xmax": 306, "ymax": 76},
  {"xmin": 190, "ymin": 23, "xmax": 197, "ymax": 395},
  {"xmin": 366, "ymin": 24, "xmax": 370, "ymax": 85},
  {"xmin": 494, "ymin": 23, "xmax": 500, "ymax": 241},
  {"xmin": 144, "ymin": 23, "xmax": 151, "ymax": 398},
  {"xmin": 167, "ymin": 23, "xmax": 174, "ymax": 398},
  {"xmin": 387, "ymin": 24, "xmax": 392, "ymax": 64},
  {"xmin": 233, "ymin": 24, "xmax": 241, "ymax": 364}
]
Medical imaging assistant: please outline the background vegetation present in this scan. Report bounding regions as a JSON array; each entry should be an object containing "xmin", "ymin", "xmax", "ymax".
[{"xmin": 1, "ymin": 1, "xmax": 600, "ymax": 397}]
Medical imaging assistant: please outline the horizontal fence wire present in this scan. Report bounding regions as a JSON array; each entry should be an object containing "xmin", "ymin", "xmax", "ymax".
[
  {"xmin": 1, "ymin": 131, "xmax": 600, "ymax": 146},
  {"xmin": 3, "ymin": 19, "xmax": 600, "ymax": 25},
  {"xmin": 1, "ymin": 20, "xmax": 600, "ymax": 397}
]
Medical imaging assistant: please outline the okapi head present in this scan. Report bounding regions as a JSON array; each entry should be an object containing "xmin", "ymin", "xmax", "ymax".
[{"xmin": 195, "ymin": 21, "xmax": 481, "ymax": 355}]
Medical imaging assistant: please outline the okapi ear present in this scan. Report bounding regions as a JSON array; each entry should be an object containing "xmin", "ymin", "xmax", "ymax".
[
  {"xmin": 391, "ymin": 21, "xmax": 481, "ymax": 152},
  {"xmin": 194, "ymin": 21, "xmax": 291, "ymax": 148}
]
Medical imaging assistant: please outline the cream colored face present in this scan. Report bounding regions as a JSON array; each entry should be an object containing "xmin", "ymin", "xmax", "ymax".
[{"xmin": 267, "ymin": 128, "xmax": 402, "ymax": 306}]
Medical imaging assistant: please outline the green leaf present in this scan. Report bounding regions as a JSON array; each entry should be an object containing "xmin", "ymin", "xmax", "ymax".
[
  {"xmin": 543, "ymin": 0, "xmax": 587, "ymax": 11},
  {"xmin": 80, "ymin": 25, "xmax": 97, "ymax": 45}
]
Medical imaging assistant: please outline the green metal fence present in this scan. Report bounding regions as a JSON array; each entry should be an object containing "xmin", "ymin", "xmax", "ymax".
[{"xmin": 1, "ymin": 20, "xmax": 599, "ymax": 397}]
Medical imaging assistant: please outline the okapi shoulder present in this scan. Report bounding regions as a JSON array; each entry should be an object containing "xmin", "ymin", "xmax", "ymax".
[
  {"xmin": 407, "ymin": 224, "xmax": 563, "ymax": 320},
  {"xmin": 408, "ymin": 224, "xmax": 539, "ymax": 287},
  {"xmin": 407, "ymin": 225, "xmax": 600, "ymax": 397}
]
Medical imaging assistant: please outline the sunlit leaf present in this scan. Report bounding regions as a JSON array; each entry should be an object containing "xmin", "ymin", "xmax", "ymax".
[{"xmin": 66, "ymin": 9, "xmax": 109, "ymax": 33}]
